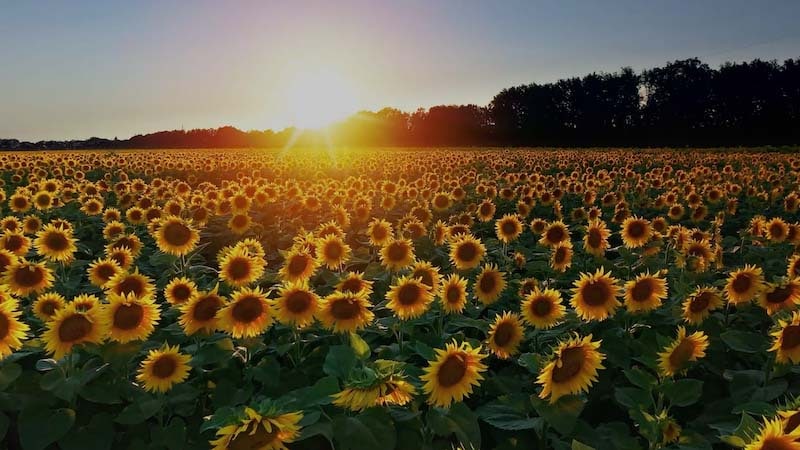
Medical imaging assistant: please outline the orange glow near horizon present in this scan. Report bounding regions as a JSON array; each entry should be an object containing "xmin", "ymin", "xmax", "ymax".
[{"xmin": 279, "ymin": 67, "xmax": 360, "ymax": 130}]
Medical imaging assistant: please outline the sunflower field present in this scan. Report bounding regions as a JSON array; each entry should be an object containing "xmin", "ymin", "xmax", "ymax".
[{"xmin": 0, "ymin": 148, "xmax": 799, "ymax": 449}]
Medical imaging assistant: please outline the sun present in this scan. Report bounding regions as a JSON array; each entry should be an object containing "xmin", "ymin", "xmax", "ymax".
[{"xmin": 283, "ymin": 68, "xmax": 359, "ymax": 129}]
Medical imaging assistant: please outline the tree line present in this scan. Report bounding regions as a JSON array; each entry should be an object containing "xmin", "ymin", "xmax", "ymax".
[{"xmin": 3, "ymin": 57, "xmax": 798, "ymax": 149}]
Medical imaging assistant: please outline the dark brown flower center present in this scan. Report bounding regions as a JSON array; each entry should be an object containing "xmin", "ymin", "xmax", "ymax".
[
  {"xmin": 668, "ymin": 339, "xmax": 695, "ymax": 370},
  {"xmin": 781, "ymin": 325, "xmax": 800, "ymax": 350},
  {"xmin": 58, "ymin": 314, "xmax": 92, "ymax": 342},
  {"xmin": 631, "ymin": 279, "xmax": 655, "ymax": 303},
  {"xmin": 690, "ymin": 292, "xmax": 712, "ymax": 313},
  {"xmin": 479, "ymin": 273, "xmax": 497, "ymax": 294},
  {"xmin": 387, "ymin": 242, "xmax": 409, "ymax": 262},
  {"xmin": 117, "ymin": 277, "xmax": 145, "ymax": 297},
  {"xmin": 232, "ymin": 295, "xmax": 263, "ymax": 323},
  {"xmin": 193, "ymin": 295, "xmax": 222, "ymax": 321},
  {"xmin": 113, "ymin": 303, "xmax": 144, "ymax": 330},
  {"xmin": 397, "ymin": 283, "xmax": 423, "ymax": 306},
  {"xmin": 731, "ymin": 274, "xmax": 753, "ymax": 294},
  {"xmin": 226, "ymin": 257, "xmax": 252, "ymax": 281},
  {"xmin": 285, "ymin": 290, "xmax": 313, "ymax": 314},
  {"xmin": 13, "ymin": 265, "xmax": 44, "ymax": 288},
  {"xmin": 437, "ymin": 354, "xmax": 467, "ymax": 387},
  {"xmin": 330, "ymin": 298, "xmax": 360, "ymax": 320},
  {"xmin": 587, "ymin": 228, "xmax": 602, "ymax": 248},
  {"xmin": 626, "ymin": 221, "xmax": 646, "ymax": 239},
  {"xmin": 531, "ymin": 297, "xmax": 552, "ymax": 316},
  {"xmin": 493, "ymin": 322, "xmax": 515, "ymax": 347},
  {"xmin": 545, "ymin": 226, "xmax": 565, "ymax": 244},
  {"xmin": 766, "ymin": 285, "xmax": 793, "ymax": 304},
  {"xmin": 162, "ymin": 221, "xmax": 192, "ymax": 246},
  {"xmin": 44, "ymin": 232, "xmax": 70, "ymax": 252},
  {"xmin": 151, "ymin": 355, "xmax": 177, "ymax": 379},
  {"xmin": 229, "ymin": 422, "xmax": 278, "ymax": 450},
  {"xmin": 582, "ymin": 280, "xmax": 611, "ymax": 306},
  {"xmin": 552, "ymin": 346, "xmax": 585, "ymax": 382},
  {"xmin": 171, "ymin": 284, "xmax": 192, "ymax": 303},
  {"xmin": 0, "ymin": 313, "xmax": 9, "ymax": 340}
]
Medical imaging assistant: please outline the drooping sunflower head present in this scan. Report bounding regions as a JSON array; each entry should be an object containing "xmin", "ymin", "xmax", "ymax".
[
  {"xmin": 386, "ymin": 275, "xmax": 434, "ymax": 320},
  {"xmin": 218, "ymin": 247, "xmax": 266, "ymax": 288},
  {"xmin": 759, "ymin": 278, "xmax": 800, "ymax": 316},
  {"xmin": 42, "ymin": 303, "xmax": 107, "ymax": 360},
  {"xmin": 726, "ymin": 265, "xmax": 765, "ymax": 305},
  {"xmin": 570, "ymin": 268, "xmax": 621, "ymax": 322},
  {"xmin": 318, "ymin": 291, "xmax": 374, "ymax": 334},
  {"xmin": 217, "ymin": 286, "xmax": 273, "ymax": 339},
  {"xmin": 210, "ymin": 406, "xmax": 303, "ymax": 450},
  {"xmin": 550, "ymin": 242, "xmax": 573, "ymax": 272},
  {"xmin": 449, "ymin": 234, "xmax": 486, "ymax": 271},
  {"xmin": 273, "ymin": 282, "xmax": 319, "ymax": 327},
  {"xmin": 682, "ymin": 287, "xmax": 723, "ymax": 325},
  {"xmin": 421, "ymin": 340, "xmax": 487, "ymax": 408},
  {"xmin": 536, "ymin": 334, "xmax": 605, "ymax": 403},
  {"xmin": 623, "ymin": 272, "xmax": 668, "ymax": 313},
  {"xmin": 487, "ymin": 312, "xmax": 524, "ymax": 359},
  {"xmin": 164, "ymin": 276, "xmax": 199, "ymax": 306},
  {"xmin": 473, "ymin": 264, "xmax": 507, "ymax": 305},
  {"xmin": 154, "ymin": 216, "xmax": 200, "ymax": 256},
  {"xmin": 3, "ymin": 259, "xmax": 54, "ymax": 296},
  {"xmin": 136, "ymin": 344, "xmax": 191, "ymax": 393},
  {"xmin": 380, "ymin": 238, "xmax": 416, "ymax": 271},
  {"xmin": 102, "ymin": 292, "xmax": 161, "ymax": 343},
  {"xmin": 658, "ymin": 326, "xmax": 709, "ymax": 377},
  {"xmin": 521, "ymin": 287, "xmax": 566, "ymax": 329},
  {"xmin": 769, "ymin": 311, "xmax": 800, "ymax": 365}
]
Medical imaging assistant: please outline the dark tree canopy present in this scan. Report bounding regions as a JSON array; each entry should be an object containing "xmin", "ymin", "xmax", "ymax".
[{"xmin": 3, "ymin": 56, "xmax": 799, "ymax": 150}]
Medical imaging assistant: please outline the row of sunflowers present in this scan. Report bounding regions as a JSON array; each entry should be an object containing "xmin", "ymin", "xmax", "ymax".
[{"xmin": 0, "ymin": 148, "xmax": 798, "ymax": 449}]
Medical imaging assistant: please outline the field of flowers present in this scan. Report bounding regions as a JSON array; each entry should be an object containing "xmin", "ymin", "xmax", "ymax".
[{"xmin": 0, "ymin": 148, "xmax": 798, "ymax": 449}]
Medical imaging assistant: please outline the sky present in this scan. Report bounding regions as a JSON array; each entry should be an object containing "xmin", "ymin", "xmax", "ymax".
[{"xmin": 2, "ymin": 0, "xmax": 799, "ymax": 141}]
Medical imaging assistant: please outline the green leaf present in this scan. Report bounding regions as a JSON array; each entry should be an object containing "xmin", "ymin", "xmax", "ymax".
[
  {"xmin": 152, "ymin": 417, "xmax": 187, "ymax": 450},
  {"xmin": 333, "ymin": 409, "xmax": 396, "ymax": 450},
  {"xmin": 58, "ymin": 413, "xmax": 114, "ymax": 450},
  {"xmin": 614, "ymin": 387, "xmax": 651, "ymax": 409},
  {"xmin": 531, "ymin": 395, "xmax": 586, "ymax": 435},
  {"xmin": 571, "ymin": 440, "xmax": 596, "ymax": 450},
  {"xmin": 720, "ymin": 413, "xmax": 760, "ymax": 448},
  {"xmin": 19, "ymin": 407, "xmax": 76, "ymax": 450},
  {"xmin": 323, "ymin": 345, "xmax": 357, "ymax": 379},
  {"xmin": 0, "ymin": 363, "xmax": 22, "ymax": 390},
  {"xmin": 475, "ymin": 403, "xmax": 541, "ymax": 431},
  {"xmin": 661, "ymin": 379, "xmax": 703, "ymax": 407},
  {"xmin": 721, "ymin": 330, "xmax": 768, "ymax": 353},
  {"xmin": 115, "ymin": 397, "xmax": 163, "ymax": 425},
  {"xmin": 623, "ymin": 367, "xmax": 656, "ymax": 390},
  {"xmin": 0, "ymin": 412, "xmax": 8, "ymax": 441},
  {"xmin": 427, "ymin": 403, "xmax": 481, "ymax": 449}
]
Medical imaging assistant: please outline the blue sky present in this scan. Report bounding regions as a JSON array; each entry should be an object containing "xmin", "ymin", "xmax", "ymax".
[{"xmin": 1, "ymin": 0, "xmax": 799, "ymax": 140}]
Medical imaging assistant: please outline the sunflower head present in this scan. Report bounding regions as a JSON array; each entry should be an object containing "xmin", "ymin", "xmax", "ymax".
[
  {"xmin": 421, "ymin": 341, "xmax": 487, "ymax": 407},
  {"xmin": 487, "ymin": 312, "xmax": 524, "ymax": 359},
  {"xmin": 449, "ymin": 234, "xmax": 486, "ymax": 271},
  {"xmin": 274, "ymin": 282, "xmax": 319, "ymax": 327},
  {"xmin": 570, "ymin": 268, "xmax": 621, "ymax": 322},
  {"xmin": 522, "ymin": 287, "xmax": 566, "ymax": 329},
  {"xmin": 210, "ymin": 406, "xmax": 303, "ymax": 450},
  {"xmin": 43, "ymin": 303, "xmax": 107, "ymax": 360},
  {"xmin": 658, "ymin": 326, "xmax": 709, "ymax": 377},
  {"xmin": 319, "ymin": 291, "xmax": 374, "ymax": 334},
  {"xmin": 537, "ymin": 334, "xmax": 605, "ymax": 403},
  {"xmin": 623, "ymin": 272, "xmax": 668, "ymax": 313},
  {"xmin": 380, "ymin": 238, "xmax": 416, "ymax": 271},
  {"xmin": 102, "ymin": 292, "xmax": 161, "ymax": 343},
  {"xmin": 136, "ymin": 344, "xmax": 191, "ymax": 393}
]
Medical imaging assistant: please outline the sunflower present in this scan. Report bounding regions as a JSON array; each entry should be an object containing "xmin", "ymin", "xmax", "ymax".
[
  {"xmin": 789, "ymin": 255, "xmax": 800, "ymax": 279},
  {"xmin": 102, "ymin": 292, "xmax": 161, "ymax": 343},
  {"xmin": 0, "ymin": 300, "xmax": 29, "ymax": 359},
  {"xmin": 487, "ymin": 312, "xmax": 524, "ymax": 359},
  {"xmin": 620, "ymin": 216, "xmax": 652, "ymax": 249},
  {"xmin": 623, "ymin": 272, "xmax": 668, "ymax": 313},
  {"xmin": 521, "ymin": 287, "xmax": 566, "ymax": 329},
  {"xmin": 228, "ymin": 213, "xmax": 251, "ymax": 235},
  {"xmin": 333, "ymin": 376, "xmax": 416, "ymax": 411},
  {"xmin": 386, "ymin": 276, "xmax": 434, "ymax": 320},
  {"xmin": 316, "ymin": 234, "xmax": 351, "ymax": 270},
  {"xmin": 477, "ymin": 199, "xmax": 496, "ymax": 222},
  {"xmin": 743, "ymin": 418, "xmax": 800, "ymax": 450},
  {"xmin": 449, "ymin": 234, "xmax": 486, "ymax": 271},
  {"xmin": 136, "ymin": 344, "xmax": 191, "ymax": 393},
  {"xmin": 539, "ymin": 221, "xmax": 570, "ymax": 247},
  {"xmin": 71, "ymin": 294, "xmax": 101, "ymax": 312},
  {"xmin": 335, "ymin": 271, "xmax": 373, "ymax": 296},
  {"xmin": 379, "ymin": 238, "xmax": 416, "ymax": 271},
  {"xmin": 154, "ymin": 216, "xmax": 200, "ymax": 256},
  {"xmin": 4, "ymin": 259, "xmax": 54, "ymax": 296},
  {"xmin": 179, "ymin": 288, "xmax": 226, "ymax": 335},
  {"xmin": 537, "ymin": 334, "xmax": 605, "ymax": 403},
  {"xmin": 1, "ymin": 231, "xmax": 31, "ymax": 256},
  {"xmin": 439, "ymin": 274, "xmax": 468, "ymax": 314},
  {"xmin": 779, "ymin": 408, "xmax": 800, "ymax": 434},
  {"xmin": 0, "ymin": 249, "xmax": 18, "ymax": 275},
  {"xmin": 550, "ymin": 242, "xmax": 573, "ymax": 272},
  {"xmin": 33, "ymin": 292, "xmax": 66, "ymax": 321},
  {"xmin": 570, "ymin": 268, "xmax": 621, "ymax": 321},
  {"xmin": 583, "ymin": 220, "xmax": 610, "ymax": 257},
  {"xmin": 164, "ymin": 276, "xmax": 199, "ymax": 306},
  {"xmin": 421, "ymin": 341, "xmax": 487, "ymax": 407},
  {"xmin": 219, "ymin": 247, "xmax": 266, "ymax": 287},
  {"xmin": 410, "ymin": 261, "xmax": 441, "ymax": 292},
  {"xmin": 658, "ymin": 326, "xmax": 709, "ymax": 377},
  {"xmin": 106, "ymin": 269, "xmax": 155, "ymax": 300},
  {"xmin": 770, "ymin": 311, "xmax": 800, "ymax": 364},
  {"xmin": 216, "ymin": 287, "xmax": 272, "ymax": 338},
  {"xmin": 366, "ymin": 218, "xmax": 394, "ymax": 247},
  {"xmin": 474, "ymin": 264, "xmax": 506, "ymax": 305},
  {"xmin": 318, "ymin": 291, "xmax": 374, "ymax": 333},
  {"xmin": 273, "ymin": 282, "xmax": 319, "ymax": 327},
  {"xmin": 759, "ymin": 279, "xmax": 800, "ymax": 315},
  {"xmin": 725, "ymin": 265, "xmax": 765, "ymax": 305},
  {"xmin": 682, "ymin": 287, "xmax": 723, "ymax": 325},
  {"xmin": 107, "ymin": 234, "xmax": 143, "ymax": 257},
  {"xmin": 42, "ymin": 303, "xmax": 106, "ymax": 359},
  {"xmin": 106, "ymin": 246, "xmax": 135, "ymax": 270},
  {"xmin": 210, "ymin": 407, "xmax": 303, "ymax": 450},
  {"xmin": 278, "ymin": 248, "xmax": 319, "ymax": 283},
  {"xmin": 87, "ymin": 258, "xmax": 123, "ymax": 288},
  {"xmin": 34, "ymin": 224, "xmax": 77, "ymax": 262},
  {"xmin": 766, "ymin": 217, "xmax": 791, "ymax": 243},
  {"xmin": 495, "ymin": 214, "xmax": 523, "ymax": 244}
]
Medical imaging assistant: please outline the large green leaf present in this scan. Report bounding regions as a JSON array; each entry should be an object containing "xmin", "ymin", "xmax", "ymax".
[
  {"xmin": 323, "ymin": 345, "xmax": 357, "ymax": 379},
  {"xmin": 720, "ymin": 330, "xmax": 768, "ymax": 353},
  {"xmin": 531, "ymin": 395, "xmax": 586, "ymax": 435},
  {"xmin": 427, "ymin": 403, "xmax": 481, "ymax": 449},
  {"xmin": 19, "ymin": 407, "xmax": 76, "ymax": 450},
  {"xmin": 58, "ymin": 413, "xmax": 114, "ymax": 450},
  {"xmin": 661, "ymin": 379, "xmax": 703, "ymax": 407}
]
